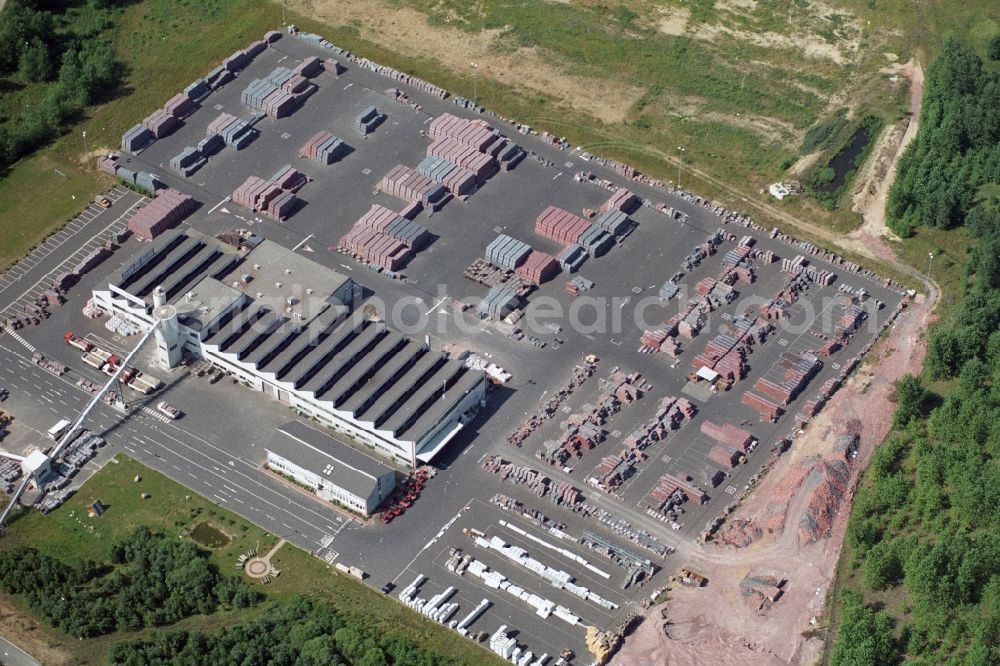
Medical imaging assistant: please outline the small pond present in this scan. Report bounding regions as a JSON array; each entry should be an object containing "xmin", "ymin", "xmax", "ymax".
[
  {"xmin": 190, "ymin": 521, "xmax": 231, "ymax": 549},
  {"xmin": 819, "ymin": 126, "xmax": 871, "ymax": 193}
]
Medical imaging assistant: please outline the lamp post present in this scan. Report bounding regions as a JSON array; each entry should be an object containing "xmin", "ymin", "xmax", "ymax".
[
  {"xmin": 926, "ymin": 252, "xmax": 934, "ymax": 285},
  {"xmin": 471, "ymin": 62, "xmax": 478, "ymax": 103},
  {"xmin": 82, "ymin": 130, "xmax": 88, "ymax": 155},
  {"xmin": 676, "ymin": 146, "xmax": 685, "ymax": 189}
]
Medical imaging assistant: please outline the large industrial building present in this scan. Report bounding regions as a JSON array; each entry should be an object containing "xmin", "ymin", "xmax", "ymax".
[
  {"xmin": 91, "ymin": 230, "xmax": 486, "ymax": 466},
  {"xmin": 265, "ymin": 421, "xmax": 396, "ymax": 516}
]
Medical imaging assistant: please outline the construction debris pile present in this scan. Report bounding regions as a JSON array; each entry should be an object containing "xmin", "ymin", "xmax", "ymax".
[
  {"xmin": 739, "ymin": 572, "xmax": 787, "ymax": 611},
  {"xmin": 506, "ymin": 356, "xmax": 598, "ymax": 447}
]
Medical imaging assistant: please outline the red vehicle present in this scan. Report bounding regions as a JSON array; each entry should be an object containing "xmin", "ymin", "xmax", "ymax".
[{"xmin": 64, "ymin": 331, "xmax": 93, "ymax": 352}]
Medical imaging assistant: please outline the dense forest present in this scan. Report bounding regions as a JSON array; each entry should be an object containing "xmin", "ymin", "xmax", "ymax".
[
  {"xmin": 0, "ymin": 527, "xmax": 261, "ymax": 638},
  {"xmin": 0, "ymin": 0, "xmax": 123, "ymax": 171},
  {"xmin": 830, "ymin": 37, "xmax": 1000, "ymax": 666},
  {"xmin": 110, "ymin": 596, "xmax": 458, "ymax": 666},
  {"xmin": 886, "ymin": 41, "xmax": 1000, "ymax": 236}
]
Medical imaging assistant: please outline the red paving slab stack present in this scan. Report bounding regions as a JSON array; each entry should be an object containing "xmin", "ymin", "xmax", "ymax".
[
  {"xmin": 271, "ymin": 165, "xmax": 308, "ymax": 193},
  {"xmin": 641, "ymin": 329, "xmax": 668, "ymax": 351},
  {"xmin": 207, "ymin": 112, "xmax": 238, "ymax": 136},
  {"xmin": 244, "ymin": 40, "xmax": 267, "ymax": 58},
  {"xmin": 535, "ymin": 206, "xmax": 592, "ymax": 245},
  {"xmin": 127, "ymin": 188, "xmax": 194, "ymax": 241},
  {"xmin": 164, "ymin": 93, "xmax": 194, "ymax": 119},
  {"xmin": 426, "ymin": 137, "xmax": 497, "ymax": 182},
  {"xmin": 514, "ymin": 250, "xmax": 559, "ymax": 285},
  {"xmin": 428, "ymin": 113, "xmax": 497, "ymax": 152},
  {"xmin": 142, "ymin": 109, "xmax": 179, "ymax": 139},
  {"xmin": 377, "ymin": 165, "xmax": 449, "ymax": 210},
  {"xmin": 233, "ymin": 175, "xmax": 300, "ymax": 222},
  {"xmin": 599, "ymin": 187, "xmax": 639, "ymax": 214},
  {"xmin": 699, "ymin": 420, "xmax": 754, "ymax": 452},
  {"xmin": 656, "ymin": 473, "xmax": 708, "ymax": 505},
  {"xmin": 223, "ymin": 50, "xmax": 248, "ymax": 72},
  {"xmin": 741, "ymin": 390, "xmax": 783, "ymax": 419},
  {"xmin": 282, "ymin": 73, "xmax": 310, "ymax": 94},
  {"xmin": 324, "ymin": 58, "xmax": 345, "ymax": 75},
  {"xmin": 709, "ymin": 443, "xmax": 741, "ymax": 468},
  {"xmin": 294, "ymin": 56, "xmax": 322, "ymax": 78},
  {"xmin": 338, "ymin": 227, "xmax": 410, "ymax": 271}
]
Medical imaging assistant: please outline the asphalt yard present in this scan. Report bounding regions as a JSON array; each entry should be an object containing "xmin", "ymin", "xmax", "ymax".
[{"xmin": 0, "ymin": 29, "xmax": 905, "ymax": 663}]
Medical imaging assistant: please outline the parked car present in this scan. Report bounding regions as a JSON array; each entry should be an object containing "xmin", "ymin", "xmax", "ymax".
[{"xmin": 156, "ymin": 401, "xmax": 181, "ymax": 419}]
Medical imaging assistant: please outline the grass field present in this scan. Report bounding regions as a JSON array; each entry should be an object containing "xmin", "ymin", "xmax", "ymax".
[
  {"xmin": 1, "ymin": 455, "xmax": 502, "ymax": 665},
  {"xmin": 0, "ymin": 0, "xmax": 288, "ymax": 271}
]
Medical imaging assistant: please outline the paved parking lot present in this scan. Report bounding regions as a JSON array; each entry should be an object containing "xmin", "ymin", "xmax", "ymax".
[{"xmin": 0, "ymin": 30, "xmax": 905, "ymax": 664}]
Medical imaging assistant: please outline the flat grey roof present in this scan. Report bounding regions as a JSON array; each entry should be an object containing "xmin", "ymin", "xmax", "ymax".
[
  {"xmin": 175, "ymin": 277, "xmax": 245, "ymax": 332},
  {"xmin": 267, "ymin": 421, "xmax": 394, "ymax": 500},
  {"xmin": 237, "ymin": 240, "xmax": 351, "ymax": 318}
]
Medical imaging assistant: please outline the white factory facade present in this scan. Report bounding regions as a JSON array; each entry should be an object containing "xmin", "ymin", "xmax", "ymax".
[{"xmin": 92, "ymin": 230, "xmax": 486, "ymax": 467}]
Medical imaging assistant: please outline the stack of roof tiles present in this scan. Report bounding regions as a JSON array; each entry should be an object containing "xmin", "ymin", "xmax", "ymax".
[
  {"xmin": 141, "ymin": 109, "xmax": 179, "ymax": 139},
  {"xmin": 535, "ymin": 206, "xmax": 613, "ymax": 256},
  {"xmin": 164, "ymin": 93, "xmax": 194, "ymax": 119},
  {"xmin": 556, "ymin": 244, "xmax": 587, "ymax": 272},
  {"xmin": 197, "ymin": 133, "xmax": 224, "ymax": 158},
  {"xmin": 428, "ymin": 112, "xmax": 524, "ymax": 171},
  {"xmin": 168, "ymin": 146, "xmax": 206, "ymax": 177},
  {"xmin": 476, "ymin": 286, "xmax": 519, "ymax": 319},
  {"xmin": 741, "ymin": 391, "xmax": 783, "ymax": 419},
  {"xmin": 708, "ymin": 443, "xmax": 742, "ymax": 468},
  {"xmin": 377, "ymin": 165, "xmax": 450, "ymax": 211},
  {"xmin": 204, "ymin": 65, "xmax": 233, "ymax": 89},
  {"xmin": 753, "ymin": 351, "xmax": 822, "ymax": 406},
  {"xmin": 241, "ymin": 66, "xmax": 317, "ymax": 118},
  {"xmin": 264, "ymin": 30, "xmax": 282, "ymax": 44},
  {"xmin": 207, "ymin": 112, "xmax": 258, "ymax": 150},
  {"xmin": 356, "ymin": 106, "xmax": 384, "ymax": 134},
  {"xmin": 415, "ymin": 156, "xmax": 476, "ymax": 197},
  {"xmin": 354, "ymin": 204, "xmax": 428, "ymax": 248},
  {"xmin": 223, "ymin": 50, "xmax": 248, "ymax": 72},
  {"xmin": 324, "ymin": 58, "xmax": 345, "ymax": 75},
  {"xmin": 121, "ymin": 124, "xmax": 153, "ymax": 152},
  {"xmin": 485, "ymin": 234, "xmax": 531, "ymax": 270},
  {"xmin": 652, "ymin": 473, "xmax": 707, "ymax": 505},
  {"xmin": 339, "ymin": 228, "xmax": 410, "ymax": 271},
  {"xmin": 691, "ymin": 316, "xmax": 770, "ymax": 382},
  {"xmin": 232, "ymin": 175, "xmax": 301, "ymax": 222},
  {"xmin": 271, "ymin": 165, "xmax": 308, "ymax": 193},
  {"xmin": 700, "ymin": 421, "xmax": 754, "ymax": 452},
  {"xmin": 515, "ymin": 251, "xmax": 559, "ymax": 286},
  {"xmin": 127, "ymin": 189, "xmax": 195, "ymax": 241},
  {"xmin": 298, "ymin": 131, "xmax": 347, "ymax": 164},
  {"xmin": 184, "ymin": 78, "xmax": 211, "ymax": 103},
  {"xmin": 114, "ymin": 165, "xmax": 162, "ymax": 194},
  {"xmin": 600, "ymin": 187, "xmax": 639, "ymax": 214},
  {"xmin": 426, "ymin": 137, "xmax": 497, "ymax": 183},
  {"xmin": 295, "ymin": 56, "xmax": 322, "ymax": 77},
  {"xmin": 337, "ymin": 204, "xmax": 429, "ymax": 271},
  {"xmin": 593, "ymin": 208, "xmax": 631, "ymax": 236}
]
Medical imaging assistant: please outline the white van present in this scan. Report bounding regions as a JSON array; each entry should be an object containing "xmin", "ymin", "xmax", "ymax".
[{"xmin": 47, "ymin": 418, "xmax": 71, "ymax": 441}]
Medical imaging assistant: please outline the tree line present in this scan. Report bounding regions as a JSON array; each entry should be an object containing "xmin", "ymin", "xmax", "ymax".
[
  {"xmin": 830, "ymin": 64, "xmax": 1000, "ymax": 662},
  {"xmin": 886, "ymin": 40, "xmax": 1000, "ymax": 236},
  {"xmin": 0, "ymin": 0, "xmax": 124, "ymax": 172},
  {"xmin": 0, "ymin": 526, "xmax": 262, "ymax": 639},
  {"xmin": 109, "ymin": 596, "xmax": 461, "ymax": 666}
]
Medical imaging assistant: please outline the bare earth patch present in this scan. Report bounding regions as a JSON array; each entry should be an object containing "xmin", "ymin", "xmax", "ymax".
[
  {"xmin": 290, "ymin": 0, "xmax": 643, "ymax": 124},
  {"xmin": 613, "ymin": 289, "xmax": 932, "ymax": 665}
]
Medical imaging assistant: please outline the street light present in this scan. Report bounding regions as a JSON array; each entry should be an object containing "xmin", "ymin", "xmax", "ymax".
[
  {"xmin": 471, "ymin": 62, "xmax": 478, "ymax": 103},
  {"xmin": 676, "ymin": 146, "xmax": 685, "ymax": 189},
  {"xmin": 82, "ymin": 130, "xmax": 88, "ymax": 155},
  {"xmin": 926, "ymin": 252, "xmax": 934, "ymax": 284}
]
